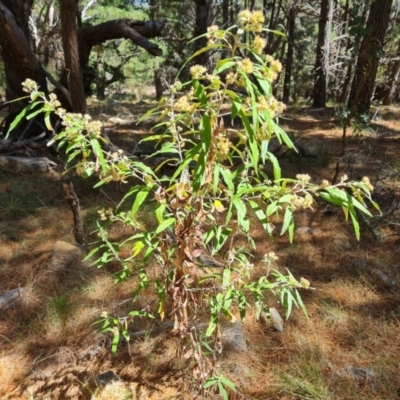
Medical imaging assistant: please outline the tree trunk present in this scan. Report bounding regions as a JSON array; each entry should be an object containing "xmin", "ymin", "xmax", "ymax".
[
  {"xmin": 312, "ymin": 0, "xmax": 333, "ymax": 107},
  {"xmin": 0, "ymin": 1, "xmax": 47, "ymax": 109},
  {"xmin": 282, "ymin": 5, "xmax": 296, "ymax": 104},
  {"xmin": 193, "ymin": 0, "xmax": 214, "ymax": 68},
  {"xmin": 222, "ymin": 0, "xmax": 229, "ymax": 28},
  {"xmin": 382, "ymin": 42, "xmax": 400, "ymax": 105},
  {"xmin": 60, "ymin": 0, "xmax": 88, "ymax": 114},
  {"xmin": 348, "ymin": 0, "xmax": 393, "ymax": 114},
  {"xmin": 0, "ymin": 0, "xmax": 165, "ymax": 119},
  {"xmin": 264, "ymin": 0, "xmax": 284, "ymax": 55}
]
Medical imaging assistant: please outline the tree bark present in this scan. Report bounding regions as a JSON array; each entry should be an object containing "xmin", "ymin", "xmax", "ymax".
[
  {"xmin": 382, "ymin": 42, "xmax": 400, "ymax": 105},
  {"xmin": 348, "ymin": 0, "xmax": 393, "ymax": 114},
  {"xmin": 264, "ymin": 0, "xmax": 284, "ymax": 55},
  {"xmin": 78, "ymin": 20, "xmax": 165, "ymax": 67},
  {"xmin": 0, "ymin": 1, "xmax": 47, "ymax": 108},
  {"xmin": 312, "ymin": 0, "xmax": 333, "ymax": 107},
  {"xmin": 192, "ymin": 0, "xmax": 215, "ymax": 68},
  {"xmin": 0, "ymin": 0, "xmax": 165, "ymax": 117},
  {"xmin": 60, "ymin": 0, "xmax": 88, "ymax": 114},
  {"xmin": 282, "ymin": 5, "xmax": 296, "ymax": 103}
]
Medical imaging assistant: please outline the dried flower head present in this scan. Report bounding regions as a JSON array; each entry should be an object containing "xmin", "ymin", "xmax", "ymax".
[
  {"xmin": 253, "ymin": 35, "xmax": 266, "ymax": 54},
  {"xmin": 190, "ymin": 65, "xmax": 207, "ymax": 79},
  {"xmin": 238, "ymin": 9, "xmax": 265, "ymax": 32},
  {"xmin": 22, "ymin": 79, "xmax": 37, "ymax": 93}
]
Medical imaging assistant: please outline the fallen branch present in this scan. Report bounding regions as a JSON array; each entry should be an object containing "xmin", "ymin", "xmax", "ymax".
[
  {"xmin": 62, "ymin": 182, "xmax": 87, "ymax": 252},
  {"xmin": 0, "ymin": 287, "xmax": 24, "ymax": 310},
  {"xmin": 0, "ymin": 156, "xmax": 56, "ymax": 172},
  {"xmin": 352, "ymin": 259, "xmax": 398, "ymax": 287}
]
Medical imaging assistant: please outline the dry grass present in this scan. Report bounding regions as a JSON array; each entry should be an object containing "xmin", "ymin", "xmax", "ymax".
[{"xmin": 1, "ymin": 105, "xmax": 400, "ymax": 399}]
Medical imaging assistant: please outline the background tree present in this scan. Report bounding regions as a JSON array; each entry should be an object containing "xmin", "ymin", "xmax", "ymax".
[
  {"xmin": 348, "ymin": 0, "xmax": 393, "ymax": 114},
  {"xmin": 312, "ymin": 0, "xmax": 333, "ymax": 107},
  {"xmin": 60, "ymin": 0, "xmax": 88, "ymax": 114},
  {"xmin": 282, "ymin": 0, "xmax": 304, "ymax": 103},
  {"xmin": 0, "ymin": 0, "xmax": 47, "ymax": 110},
  {"xmin": 0, "ymin": 0, "xmax": 165, "ymax": 129}
]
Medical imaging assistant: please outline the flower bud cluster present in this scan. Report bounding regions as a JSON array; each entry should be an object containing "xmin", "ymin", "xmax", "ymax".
[{"xmin": 238, "ymin": 10, "xmax": 265, "ymax": 32}]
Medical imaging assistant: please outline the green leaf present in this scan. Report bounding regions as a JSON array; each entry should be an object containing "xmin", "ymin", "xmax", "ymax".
[
  {"xmin": 233, "ymin": 198, "xmax": 247, "ymax": 222},
  {"xmin": 155, "ymin": 203, "xmax": 166, "ymax": 224},
  {"xmin": 295, "ymin": 289, "xmax": 309, "ymax": 319},
  {"xmin": 203, "ymin": 378, "xmax": 218, "ymax": 389},
  {"xmin": 218, "ymin": 382, "xmax": 229, "ymax": 400},
  {"xmin": 215, "ymin": 59, "xmax": 236, "ymax": 74},
  {"xmin": 131, "ymin": 187, "xmax": 151, "ymax": 219},
  {"xmin": 231, "ymin": 95, "xmax": 242, "ymax": 121},
  {"xmin": 155, "ymin": 217, "xmax": 176, "ymax": 234},
  {"xmin": 267, "ymin": 151, "xmax": 281, "ymax": 181},
  {"xmin": 319, "ymin": 188, "xmax": 372, "ymax": 216},
  {"xmin": 193, "ymin": 79, "xmax": 207, "ymax": 105},
  {"xmin": 90, "ymin": 138, "xmax": 107, "ymax": 173},
  {"xmin": 220, "ymin": 376, "xmax": 236, "ymax": 391},
  {"xmin": 253, "ymin": 72, "xmax": 271, "ymax": 96},
  {"xmin": 249, "ymin": 200, "xmax": 274, "ymax": 237},
  {"xmin": 239, "ymin": 108, "xmax": 259, "ymax": 170},
  {"xmin": 281, "ymin": 206, "xmax": 294, "ymax": 239},
  {"xmin": 271, "ymin": 120, "xmax": 294, "ymax": 149},
  {"xmin": 348, "ymin": 196, "xmax": 361, "ymax": 239},
  {"xmin": 26, "ymin": 108, "xmax": 44, "ymax": 120},
  {"xmin": 6, "ymin": 101, "xmax": 40, "ymax": 138},
  {"xmin": 111, "ymin": 330, "xmax": 120, "ymax": 353},
  {"xmin": 220, "ymin": 168, "xmax": 234, "ymax": 192},
  {"xmin": 206, "ymin": 320, "xmax": 217, "ymax": 337},
  {"xmin": 200, "ymin": 112, "xmax": 212, "ymax": 149}
]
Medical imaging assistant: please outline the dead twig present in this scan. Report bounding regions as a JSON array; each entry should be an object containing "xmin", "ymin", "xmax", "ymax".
[{"xmin": 62, "ymin": 182, "xmax": 87, "ymax": 253}]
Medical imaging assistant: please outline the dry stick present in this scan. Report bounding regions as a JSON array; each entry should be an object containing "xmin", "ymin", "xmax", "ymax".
[{"xmin": 62, "ymin": 182, "xmax": 87, "ymax": 253}]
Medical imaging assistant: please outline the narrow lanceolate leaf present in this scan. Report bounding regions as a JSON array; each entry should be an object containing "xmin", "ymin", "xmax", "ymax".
[
  {"xmin": 348, "ymin": 196, "xmax": 361, "ymax": 240},
  {"xmin": 6, "ymin": 101, "xmax": 40, "ymax": 137},
  {"xmin": 200, "ymin": 112, "xmax": 212, "ymax": 150},
  {"xmin": 193, "ymin": 79, "xmax": 207, "ymax": 106},
  {"xmin": 267, "ymin": 151, "xmax": 281, "ymax": 181},
  {"xmin": 319, "ymin": 188, "xmax": 372, "ymax": 216},
  {"xmin": 90, "ymin": 138, "xmax": 107, "ymax": 173},
  {"xmin": 155, "ymin": 217, "xmax": 176, "ymax": 234},
  {"xmin": 215, "ymin": 59, "xmax": 236, "ymax": 74},
  {"xmin": 281, "ymin": 206, "xmax": 294, "ymax": 242},
  {"xmin": 250, "ymin": 200, "xmax": 274, "ymax": 237},
  {"xmin": 239, "ymin": 108, "xmax": 259, "ymax": 170},
  {"xmin": 131, "ymin": 187, "xmax": 151, "ymax": 219},
  {"xmin": 271, "ymin": 120, "xmax": 294, "ymax": 149}
]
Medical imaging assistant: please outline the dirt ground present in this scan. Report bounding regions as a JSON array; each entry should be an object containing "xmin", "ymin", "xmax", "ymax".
[{"xmin": 0, "ymin": 101, "xmax": 400, "ymax": 399}]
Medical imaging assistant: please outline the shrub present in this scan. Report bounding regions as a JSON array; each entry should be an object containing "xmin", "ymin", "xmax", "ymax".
[{"xmin": 12, "ymin": 11, "xmax": 378, "ymax": 396}]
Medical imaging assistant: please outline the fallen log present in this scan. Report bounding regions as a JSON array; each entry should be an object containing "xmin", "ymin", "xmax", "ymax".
[{"xmin": 0, "ymin": 156, "xmax": 56, "ymax": 172}]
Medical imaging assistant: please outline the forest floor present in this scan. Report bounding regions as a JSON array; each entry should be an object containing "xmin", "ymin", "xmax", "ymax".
[{"xmin": 0, "ymin": 99, "xmax": 400, "ymax": 399}]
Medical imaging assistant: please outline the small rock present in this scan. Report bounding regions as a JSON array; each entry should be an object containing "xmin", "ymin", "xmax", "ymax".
[
  {"xmin": 221, "ymin": 321, "xmax": 248, "ymax": 353},
  {"xmin": 338, "ymin": 366, "xmax": 377, "ymax": 386},
  {"xmin": 269, "ymin": 307, "xmax": 284, "ymax": 332},
  {"xmin": 95, "ymin": 370, "xmax": 120, "ymax": 388}
]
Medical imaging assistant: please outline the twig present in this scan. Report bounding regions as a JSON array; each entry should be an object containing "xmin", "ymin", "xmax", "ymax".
[{"xmin": 62, "ymin": 182, "xmax": 87, "ymax": 252}]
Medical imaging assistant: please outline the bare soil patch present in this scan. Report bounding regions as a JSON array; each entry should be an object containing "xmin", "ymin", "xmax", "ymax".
[{"xmin": 1, "ymin": 102, "xmax": 400, "ymax": 399}]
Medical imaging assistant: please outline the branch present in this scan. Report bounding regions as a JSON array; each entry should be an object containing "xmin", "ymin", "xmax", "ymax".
[
  {"xmin": 41, "ymin": 65, "xmax": 73, "ymax": 109},
  {"xmin": 78, "ymin": 19, "xmax": 166, "ymax": 66},
  {"xmin": 62, "ymin": 182, "xmax": 87, "ymax": 252}
]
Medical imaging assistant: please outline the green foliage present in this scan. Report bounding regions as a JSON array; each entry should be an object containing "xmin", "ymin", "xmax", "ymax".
[
  {"xmin": 51, "ymin": 294, "xmax": 74, "ymax": 337},
  {"xmin": 11, "ymin": 11, "xmax": 378, "ymax": 396}
]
